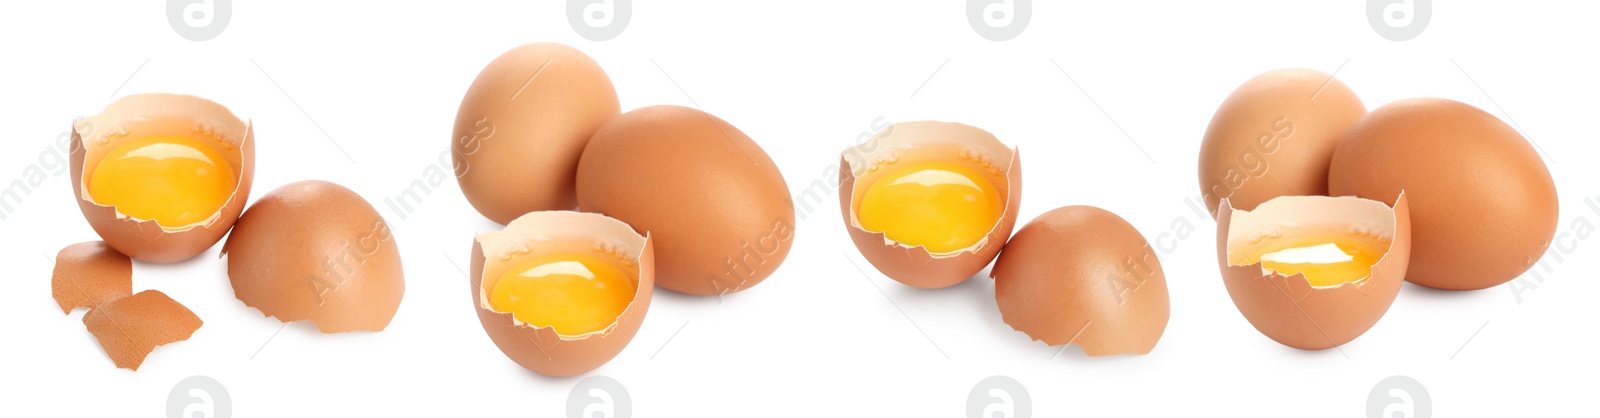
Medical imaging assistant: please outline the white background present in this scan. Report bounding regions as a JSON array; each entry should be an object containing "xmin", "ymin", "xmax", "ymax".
[{"xmin": 2, "ymin": 1, "xmax": 1596, "ymax": 416}]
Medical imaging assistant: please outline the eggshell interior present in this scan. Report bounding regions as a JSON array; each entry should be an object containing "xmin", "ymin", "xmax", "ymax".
[
  {"xmin": 471, "ymin": 211, "xmax": 654, "ymax": 377},
  {"xmin": 839, "ymin": 121, "xmax": 1021, "ymax": 288},
  {"xmin": 1216, "ymin": 194, "xmax": 1411, "ymax": 350}
]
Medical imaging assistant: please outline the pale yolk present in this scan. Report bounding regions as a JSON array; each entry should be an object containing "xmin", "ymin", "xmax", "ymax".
[
  {"xmin": 1257, "ymin": 237, "xmax": 1387, "ymax": 287},
  {"xmin": 856, "ymin": 161, "xmax": 1003, "ymax": 254},
  {"xmin": 490, "ymin": 253, "xmax": 636, "ymax": 336},
  {"xmin": 88, "ymin": 135, "xmax": 236, "ymax": 228}
]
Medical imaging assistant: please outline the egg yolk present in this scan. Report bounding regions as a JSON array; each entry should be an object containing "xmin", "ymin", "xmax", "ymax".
[
  {"xmin": 856, "ymin": 161, "xmax": 1003, "ymax": 254},
  {"xmin": 490, "ymin": 253, "xmax": 636, "ymax": 336},
  {"xmin": 88, "ymin": 135, "xmax": 236, "ymax": 228},
  {"xmin": 1257, "ymin": 237, "xmax": 1387, "ymax": 287}
]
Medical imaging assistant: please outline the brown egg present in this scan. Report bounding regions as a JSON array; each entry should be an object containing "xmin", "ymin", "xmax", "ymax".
[
  {"xmin": 470, "ymin": 211, "xmax": 654, "ymax": 377},
  {"xmin": 575, "ymin": 105, "xmax": 794, "ymax": 295},
  {"xmin": 1329, "ymin": 98, "xmax": 1557, "ymax": 290},
  {"xmin": 222, "ymin": 180, "xmax": 404, "ymax": 333},
  {"xmin": 1217, "ymin": 194, "xmax": 1411, "ymax": 350},
  {"xmin": 70, "ymin": 94, "xmax": 256, "ymax": 263},
  {"xmin": 1198, "ymin": 68, "xmax": 1366, "ymax": 217},
  {"xmin": 992, "ymin": 206, "xmax": 1168, "ymax": 355},
  {"xmin": 839, "ymin": 121, "xmax": 1021, "ymax": 289},
  {"xmin": 453, "ymin": 42, "xmax": 621, "ymax": 224}
]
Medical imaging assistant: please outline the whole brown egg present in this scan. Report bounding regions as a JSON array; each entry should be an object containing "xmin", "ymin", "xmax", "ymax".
[
  {"xmin": 453, "ymin": 43, "xmax": 620, "ymax": 224},
  {"xmin": 1329, "ymin": 98, "xmax": 1558, "ymax": 290},
  {"xmin": 575, "ymin": 105, "xmax": 795, "ymax": 296},
  {"xmin": 1198, "ymin": 68, "xmax": 1366, "ymax": 217}
]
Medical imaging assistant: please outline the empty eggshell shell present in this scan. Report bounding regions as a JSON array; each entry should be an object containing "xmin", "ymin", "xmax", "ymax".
[
  {"xmin": 991, "ymin": 206, "xmax": 1169, "ymax": 356},
  {"xmin": 575, "ymin": 105, "xmax": 792, "ymax": 296},
  {"xmin": 1198, "ymin": 68, "xmax": 1366, "ymax": 217},
  {"xmin": 222, "ymin": 180, "xmax": 404, "ymax": 333},
  {"xmin": 1216, "ymin": 194, "xmax": 1411, "ymax": 350},
  {"xmin": 51, "ymin": 241, "xmax": 132, "ymax": 314},
  {"xmin": 470, "ymin": 211, "xmax": 654, "ymax": 377},
  {"xmin": 70, "ymin": 93, "xmax": 255, "ymax": 263},
  {"xmin": 839, "ymin": 121, "xmax": 1021, "ymax": 289},
  {"xmin": 82, "ymin": 290, "xmax": 203, "ymax": 371},
  {"xmin": 1329, "ymin": 98, "xmax": 1556, "ymax": 290},
  {"xmin": 453, "ymin": 42, "xmax": 621, "ymax": 224}
]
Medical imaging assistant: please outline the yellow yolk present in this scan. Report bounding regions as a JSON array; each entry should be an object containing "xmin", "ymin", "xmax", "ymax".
[
  {"xmin": 1257, "ymin": 237, "xmax": 1387, "ymax": 287},
  {"xmin": 490, "ymin": 253, "xmax": 636, "ymax": 336},
  {"xmin": 856, "ymin": 161, "xmax": 1003, "ymax": 254},
  {"xmin": 88, "ymin": 135, "xmax": 236, "ymax": 228}
]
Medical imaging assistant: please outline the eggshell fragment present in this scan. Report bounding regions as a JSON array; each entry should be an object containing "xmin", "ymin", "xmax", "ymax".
[
  {"xmin": 1216, "ymin": 194, "xmax": 1411, "ymax": 350},
  {"xmin": 992, "ymin": 206, "xmax": 1169, "ymax": 356},
  {"xmin": 1198, "ymin": 68, "xmax": 1365, "ymax": 217},
  {"xmin": 839, "ymin": 121, "xmax": 1021, "ymax": 289},
  {"xmin": 471, "ymin": 211, "xmax": 654, "ymax": 377},
  {"xmin": 576, "ymin": 105, "xmax": 792, "ymax": 295},
  {"xmin": 70, "ymin": 93, "xmax": 255, "ymax": 263},
  {"xmin": 222, "ymin": 180, "xmax": 404, "ymax": 333},
  {"xmin": 51, "ymin": 241, "xmax": 132, "ymax": 314},
  {"xmin": 454, "ymin": 42, "xmax": 621, "ymax": 224},
  {"xmin": 1329, "ymin": 98, "xmax": 1556, "ymax": 290},
  {"xmin": 82, "ymin": 290, "xmax": 202, "ymax": 371}
]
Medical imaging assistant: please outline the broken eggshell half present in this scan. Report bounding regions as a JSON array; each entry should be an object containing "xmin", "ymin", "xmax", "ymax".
[
  {"xmin": 70, "ymin": 93, "xmax": 255, "ymax": 263},
  {"xmin": 1216, "ymin": 193, "xmax": 1411, "ymax": 350},
  {"xmin": 838, "ymin": 121, "xmax": 1021, "ymax": 289},
  {"xmin": 222, "ymin": 180, "xmax": 405, "ymax": 334},
  {"xmin": 470, "ymin": 211, "xmax": 654, "ymax": 377},
  {"xmin": 992, "ymin": 206, "xmax": 1170, "ymax": 356}
]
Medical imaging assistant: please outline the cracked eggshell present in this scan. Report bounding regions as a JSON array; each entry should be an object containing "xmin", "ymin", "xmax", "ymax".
[
  {"xmin": 82, "ymin": 290, "xmax": 202, "ymax": 371},
  {"xmin": 222, "ymin": 180, "xmax": 404, "ymax": 333},
  {"xmin": 992, "ymin": 206, "xmax": 1169, "ymax": 356},
  {"xmin": 70, "ymin": 93, "xmax": 255, "ymax": 263},
  {"xmin": 471, "ymin": 211, "xmax": 654, "ymax": 377},
  {"xmin": 1216, "ymin": 194, "xmax": 1410, "ymax": 350},
  {"xmin": 839, "ymin": 121, "xmax": 1020, "ymax": 289},
  {"xmin": 1198, "ymin": 68, "xmax": 1365, "ymax": 217},
  {"xmin": 1329, "ymin": 98, "xmax": 1556, "ymax": 291},
  {"xmin": 575, "ymin": 105, "xmax": 792, "ymax": 296},
  {"xmin": 453, "ymin": 42, "xmax": 620, "ymax": 224},
  {"xmin": 51, "ymin": 241, "xmax": 133, "ymax": 314}
]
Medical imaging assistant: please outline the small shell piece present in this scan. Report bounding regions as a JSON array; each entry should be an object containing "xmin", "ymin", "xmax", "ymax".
[
  {"xmin": 839, "ymin": 121, "xmax": 1022, "ymax": 289},
  {"xmin": 992, "ymin": 206, "xmax": 1170, "ymax": 356},
  {"xmin": 82, "ymin": 290, "xmax": 203, "ymax": 371},
  {"xmin": 51, "ymin": 241, "xmax": 132, "ymax": 314},
  {"xmin": 69, "ymin": 93, "xmax": 255, "ymax": 263},
  {"xmin": 1216, "ymin": 194, "xmax": 1411, "ymax": 350},
  {"xmin": 470, "ymin": 211, "xmax": 655, "ymax": 377}
]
